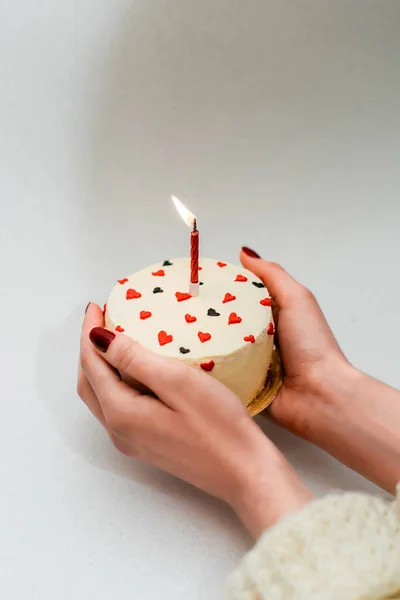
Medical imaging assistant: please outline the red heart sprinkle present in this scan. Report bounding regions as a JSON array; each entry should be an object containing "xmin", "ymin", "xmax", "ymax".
[
  {"xmin": 267, "ymin": 322, "xmax": 275, "ymax": 335},
  {"xmin": 185, "ymin": 314, "xmax": 197, "ymax": 323},
  {"xmin": 198, "ymin": 331, "xmax": 211, "ymax": 343},
  {"xmin": 118, "ymin": 278, "xmax": 128, "ymax": 285},
  {"xmin": 175, "ymin": 292, "xmax": 192, "ymax": 302},
  {"xmin": 222, "ymin": 293, "xmax": 236, "ymax": 304},
  {"xmin": 228, "ymin": 312, "xmax": 242, "ymax": 325},
  {"xmin": 199, "ymin": 267, "xmax": 203, "ymax": 271},
  {"xmin": 140, "ymin": 311, "xmax": 152, "ymax": 320},
  {"xmin": 200, "ymin": 360, "xmax": 215, "ymax": 372},
  {"xmin": 103, "ymin": 303, "xmax": 107, "ymax": 316},
  {"xmin": 115, "ymin": 325, "xmax": 125, "ymax": 332},
  {"xmin": 260, "ymin": 297, "xmax": 271, "ymax": 306},
  {"xmin": 235, "ymin": 274, "xmax": 248, "ymax": 282},
  {"xmin": 244, "ymin": 335, "xmax": 255, "ymax": 343},
  {"xmin": 217, "ymin": 261, "xmax": 227, "ymax": 268},
  {"xmin": 158, "ymin": 330, "xmax": 173, "ymax": 346},
  {"xmin": 126, "ymin": 289, "xmax": 142, "ymax": 300},
  {"xmin": 152, "ymin": 270, "xmax": 165, "ymax": 277}
]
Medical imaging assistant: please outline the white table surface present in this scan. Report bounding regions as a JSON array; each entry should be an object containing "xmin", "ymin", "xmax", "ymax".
[{"xmin": 1, "ymin": 1, "xmax": 399, "ymax": 598}]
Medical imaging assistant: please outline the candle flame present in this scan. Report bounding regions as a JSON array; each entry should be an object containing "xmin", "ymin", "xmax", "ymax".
[{"xmin": 171, "ymin": 195, "xmax": 197, "ymax": 229}]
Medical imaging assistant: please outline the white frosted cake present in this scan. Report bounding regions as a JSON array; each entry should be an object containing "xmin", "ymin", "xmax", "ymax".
[{"xmin": 105, "ymin": 258, "xmax": 274, "ymax": 406}]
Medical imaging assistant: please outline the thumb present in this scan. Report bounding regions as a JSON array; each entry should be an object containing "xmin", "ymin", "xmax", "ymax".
[
  {"xmin": 89, "ymin": 327, "xmax": 182, "ymax": 401},
  {"xmin": 240, "ymin": 248, "xmax": 304, "ymax": 308}
]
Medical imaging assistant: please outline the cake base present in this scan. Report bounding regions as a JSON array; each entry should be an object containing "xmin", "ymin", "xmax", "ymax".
[{"xmin": 247, "ymin": 347, "xmax": 284, "ymax": 417}]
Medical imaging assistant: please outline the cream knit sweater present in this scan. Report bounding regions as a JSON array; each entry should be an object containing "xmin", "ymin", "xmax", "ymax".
[{"xmin": 226, "ymin": 484, "xmax": 400, "ymax": 599}]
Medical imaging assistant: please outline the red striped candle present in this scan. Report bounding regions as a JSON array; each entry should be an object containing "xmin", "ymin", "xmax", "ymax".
[{"xmin": 191, "ymin": 220, "xmax": 199, "ymax": 285}]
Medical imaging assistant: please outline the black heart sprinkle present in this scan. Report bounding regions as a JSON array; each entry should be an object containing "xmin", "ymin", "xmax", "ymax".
[
  {"xmin": 163, "ymin": 260, "xmax": 173, "ymax": 267},
  {"xmin": 153, "ymin": 287, "xmax": 164, "ymax": 294},
  {"xmin": 179, "ymin": 347, "xmax": 190, "ymax": 354},
  {"xmin": 200, "ymin": 282, "xmax": 204, "ymax": 285},
  {"xmin": 252, "ymin": 281, "xmax": 265, "ymax": 288},
  {"xmin": 207, "ymin": 308, "xmax": 220, "ymax": 317}
]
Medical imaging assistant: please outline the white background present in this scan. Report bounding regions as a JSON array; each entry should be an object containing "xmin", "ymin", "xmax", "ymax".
[{"xmin": 1, "ymin": 1, "xmax": 399, "ymax": 598}]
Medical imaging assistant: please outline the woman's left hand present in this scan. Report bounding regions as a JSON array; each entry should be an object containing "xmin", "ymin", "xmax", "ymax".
[{"xmin": 78, "ymin": 303, "xmax": 312, "ymax": 538}]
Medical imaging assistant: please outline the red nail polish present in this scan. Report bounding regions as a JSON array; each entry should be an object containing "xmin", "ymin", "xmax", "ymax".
[
  {"xmin": 242, "ymin": 246, "xmax": 261, "ymax": 258},
  {"xmin": 89, "ymin": 327, "xmax": 115, "ymax": 353},
  {"xmin": 85, "ymin": 302, "xmax": 91, "ymax": 314}
]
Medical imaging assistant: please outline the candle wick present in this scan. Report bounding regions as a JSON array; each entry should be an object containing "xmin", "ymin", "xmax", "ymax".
[{"xmin": 193, "ymin": 218, "xmax": 197, "ymax": 232}]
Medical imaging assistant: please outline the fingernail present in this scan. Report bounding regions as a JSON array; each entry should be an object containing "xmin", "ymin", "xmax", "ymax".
[
  {"xmin": 85, "ymin": 302, "xmax": 91, "ymax": 314},
  {"xmin": 242, "ymin": 246, "xmax": 261, "ymax": 258},
  {"xmin": 89, "ymin": 327, "xmax": 115, "ymax": 353}
]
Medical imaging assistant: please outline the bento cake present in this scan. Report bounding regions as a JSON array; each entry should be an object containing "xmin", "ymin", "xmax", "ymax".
[{"xmin": 105, "ymin": 258, "xmax": 274, "ymax": 406}]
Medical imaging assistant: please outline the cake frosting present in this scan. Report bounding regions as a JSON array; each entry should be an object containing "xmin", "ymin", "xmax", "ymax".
[{"xmin": 105, "ymin": 258, "xmax": 274, "ymax": 406}]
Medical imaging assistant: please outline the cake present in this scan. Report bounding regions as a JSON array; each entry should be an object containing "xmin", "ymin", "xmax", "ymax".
[{"xmin": 105, "ymin": 258, "xmax": 274, "ymax": 406}]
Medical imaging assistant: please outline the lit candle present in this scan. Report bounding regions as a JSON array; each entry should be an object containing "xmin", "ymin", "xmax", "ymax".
[{"xmin": 171, "ymin": 195, "xmax": 200, "ymax": 296}]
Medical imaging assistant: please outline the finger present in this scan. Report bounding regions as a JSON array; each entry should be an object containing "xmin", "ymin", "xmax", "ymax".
[
  {"xmin": 79, "ymin": 303, "xmax": 108, "ymax": 424},
  {"xmin": 81, "ymin": 303, "xmax": 137, "ymax": 397},
  {"xmin": 81, "ymin": 304, "xmax": 144, "ymax": 414},
  {"xmin": 81, "ymin": 302, "xmax": 105, "ymax": 352},
  {"xmin": 240, "ymin": 249, "xmax": 304, "ymax": 309},
  {"xmin": 77, "ymin": 363, "xmax": 106, "ymax": 427},
  {"xmin": 271, "ymin": 298, "xmax": 279, "ymax": 327},
  {"xmin": 88, "ymin": 326, "xmax": 191, "ymax": 406},
  {"xmin": 80, "ymin": 303, "xmax": 126, "ymax": 401}
]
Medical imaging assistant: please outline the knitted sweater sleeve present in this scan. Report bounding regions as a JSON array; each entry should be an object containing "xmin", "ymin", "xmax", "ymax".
[{"xmin": 225, "ymin": 484, "xmax": 400, "ymax": 600}]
